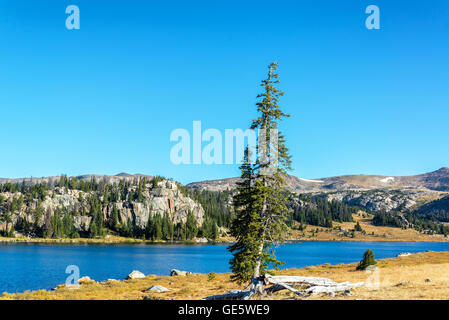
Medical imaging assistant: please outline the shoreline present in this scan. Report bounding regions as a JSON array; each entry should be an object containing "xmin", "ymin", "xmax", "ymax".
[
  {"xmin": 3, "ymin": 251, "xmax": 449, "ymax": 300},
  {"xmin": 1, "ymin": 236, "xmax": 449, "ymax": 245},
  {"xmin": 3, "ymin": 213, "xmax": 449, "ymax": 245}
]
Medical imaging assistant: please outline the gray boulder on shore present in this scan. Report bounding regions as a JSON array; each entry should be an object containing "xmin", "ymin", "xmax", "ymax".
[
  {"xmin": 126, "ymin": 270, "xmax": 146, "ymax": 280},
  {"xmin": 78, "ymin": 276, "xmax": 94, "ymax": 283},
  {"xmin": 170, "ymin": 269, "xmax": 192, "ymax": 276},
  {"xmin": 146, "ymin": 285, "xmax": 170, "ymax": 293}
]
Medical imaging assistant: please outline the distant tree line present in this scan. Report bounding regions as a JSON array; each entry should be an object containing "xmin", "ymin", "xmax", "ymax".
[
  {"xmin": 411, "ymin": 195, "xmax": 449, "ymax": 222},
  {"xmin": 372, "ymin": 211, "xmax": 404, "ymax": 228},
  {"xmin": 289, "ymin": 194, "xmax": 356, "ymax": 229},
  {"xmin": 183, "ymin": 188, "xmax": 233, "ymax": 228},
  {"xmin": 373, "ymin": 210, "xmax": 449, "ymax": 236}
]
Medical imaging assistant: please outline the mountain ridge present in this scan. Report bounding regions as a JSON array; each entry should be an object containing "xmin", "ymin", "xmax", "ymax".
[
  {"xmin": 186, "ymin": 167, "xmax": 449, "ymax": 193},
  {"xmin": 1, "ymin": 167, "xmax": 448, "ymax": 194}
]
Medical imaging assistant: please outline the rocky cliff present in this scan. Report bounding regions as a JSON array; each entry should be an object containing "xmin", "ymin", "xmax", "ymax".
[
  {"xmin": 0, "ymin": 177, "xmax": 204, "ymax": 235},
  {"xmin": 325, "ymin": 190, "xmax": 419, "ymax": 213}
]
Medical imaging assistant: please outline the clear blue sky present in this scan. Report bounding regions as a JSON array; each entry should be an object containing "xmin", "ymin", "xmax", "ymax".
[{"xmin": 0, "ymin": 0, "xmax": 448, "ymax": 184}]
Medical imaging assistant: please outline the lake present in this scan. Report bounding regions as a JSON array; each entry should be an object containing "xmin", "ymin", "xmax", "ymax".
[{"xmin": 1, "ymin": 241, "xmax": 448, "ymax": 294}]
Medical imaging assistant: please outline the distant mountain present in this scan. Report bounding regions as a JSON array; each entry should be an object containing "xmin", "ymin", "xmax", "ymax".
[
  {"xmin": 1, "ymin": 169, "xmax": 449, "ymax": 232},
  {"xmin": 412, "ymin": 167, "xmax": 449, "ymax": 191},
  {"xmin": 185, "ymin": 168, "xmax": 449, "ymax": 214},
  {"xmin": 186, "ymin": 168, "xmax": 449, "ymax": 193},
  {"xmin": 2, "ymin": 168, "xmax": 448, "ymax": 194},
  {"xmin": 1, "ymin": 168, "xmax": 448, "ymax": 215}
]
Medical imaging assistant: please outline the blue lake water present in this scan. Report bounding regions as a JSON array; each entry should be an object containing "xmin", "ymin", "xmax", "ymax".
[{"xmin": 1, "ymin": 241, "xmax": 448, "ymax": 294}]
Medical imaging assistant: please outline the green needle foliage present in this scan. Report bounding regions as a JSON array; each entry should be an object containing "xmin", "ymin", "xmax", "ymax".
[
  {"xmin": 229, "ymin": 62, "xmax": 292, "ymax": 285},
  {"xmin": 356, "ymin": 249, "xmax": 377, "ymax": 270}
]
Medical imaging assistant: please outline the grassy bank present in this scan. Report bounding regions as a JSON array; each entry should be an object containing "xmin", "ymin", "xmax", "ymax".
[
  {"xmin": 3, "ymin": 251, "xmax": 449, "ymax": 300},
  {"xmin": 0, "ymin": 235, "xmax": 211, "ymax": 245},
  {"xmin": 0, "ymin": 235, "xmax": 144, "ymax": 244},
  {"xmin": 288, "ymin": 213, "xmax": 449, "ymax": 242},
  {"xmin": 2, "ymin": 214, "xmax": 448, "ymax": 245}
]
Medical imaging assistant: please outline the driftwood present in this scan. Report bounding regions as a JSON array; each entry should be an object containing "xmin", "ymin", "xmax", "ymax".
[
  {"xmin": 204, "ymin": 275, "xmax": 364, "ymax": 300},
  {"xmin": 264, "ymin": 275, "xmax": 340, "ymax": 286},
  {"xmin": 264, "ymin": 275, "xmax": 364, "ymax": 297},
  {"xmin": 204, "ymin": 277, "xmax": 265, "ymax": 300},
  {"xmin": 264, "ymin": 282, "xmax": 302, "ymax": 295}
]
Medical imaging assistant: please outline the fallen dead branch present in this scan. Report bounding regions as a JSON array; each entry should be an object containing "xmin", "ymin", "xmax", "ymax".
[{"xmin": 203, "ymin": 275, "xmax": 364, "ymax": 300}]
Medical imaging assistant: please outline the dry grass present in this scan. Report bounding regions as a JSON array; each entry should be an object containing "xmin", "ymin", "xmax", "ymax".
[
  {"xmin": 289, "ymin": 213, "xmax": 449, "ymax": 242},
  {"xmin": 0, "ymin": 272, "xmax": 241, "ymax": 300},
  {"xmin": 0, "ymin": 235, "xmax": 202, "ymax": 245},
  {"xmin": 0, "ymin": 235, "xmax": 146, "ymax": 244},
  {"xmin": 3, "ymin": 251, "xmax": 449, "ymax": 300},
  {"xmin": 274, "ymin": 251, "xmax": 449, "ymax": 300}
]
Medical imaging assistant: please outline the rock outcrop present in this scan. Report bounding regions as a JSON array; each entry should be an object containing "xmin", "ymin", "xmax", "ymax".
[
  {"xmin": 325, "ymin": 190, "xmax": 418, "ymax": 213},
  {"xmin": 126, "ymin": 270, "xmax": 146, "ymax": 280},
  {"xmin": 145, "ymin": 285, "xmax": 170, "ymax": 293},
  {"xmin": 0, "ymin": 177, "xmax": 204, "ymax": 235},
  {"xmin": 78, "ymin": 276, "xmax": 95, "ymax": 284},
  {"xmin": 170, "ymin": 269, "xmax": 191, "ymax": 276}
]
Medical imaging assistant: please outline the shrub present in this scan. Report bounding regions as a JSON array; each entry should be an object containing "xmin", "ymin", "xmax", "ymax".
[
  {"xmin": 356, "ymin": 249, "xmax": 377, "ymax": 270},
  {"xmin": 207, "ymin": 272, "xmax": 216, "ymax": 281},
  {"xmin": 151, "ymin": 176, "xmax": 165, "ymax": 189}
]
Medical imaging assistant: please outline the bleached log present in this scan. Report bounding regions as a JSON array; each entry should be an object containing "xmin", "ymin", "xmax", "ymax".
[
  {"xmin": 203, "ymin": 275, "xmax": 364, "ymax": 300},
  {"xmin": 264, "ymin": 275, "xmax": 364, "ymax": 297},
  {"xmin": 301, "ymin": 282, "xmax": 364, "ymax": 295},
  {"xmin": 264, "ymin": 281, "xmax": 302, "ymax": 295},
  {"xmin": 264, "ymin": 275, "xmax": 339, "ymax": 286}
]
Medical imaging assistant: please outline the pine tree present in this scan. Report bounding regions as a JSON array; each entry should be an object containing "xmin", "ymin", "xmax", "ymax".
[
  {"xmin": 228, "ymin": 148, "xmax": 260, "ymax": 283},
  {"xmin": 108, "ymin": 204, "xmax": 119, "ymax": 231},
  {"xmin": 162, "ymin": 213, "xmax": 170, "ymax": 240},
  {"xmin": 229, "ymin": 62, "xmax": 292, "ymax": 291},
  {"xmin": 88, "ymin": 220, "xmax": 98, "ymax": 238},
  {"xmin": 185, "ymin": 211, "xmax": 198, "ymax": 240},
  {"xmin": 145, "ymin": 214, "xmax": 155, "ymax": 240},
  {"xmin": 356, "ymin": 249, "xmax": 377, "ymax": 270},
  {"xmin": 1, "ymin": 210, "xmax": 14, "ymax": 237},
  {"xmin": 154, "ymin": 216, "xmax": 162, "ymax": 240},
  {"xmin": 211, "ymin": 223, "xmax": 218, "ymax": 240}
]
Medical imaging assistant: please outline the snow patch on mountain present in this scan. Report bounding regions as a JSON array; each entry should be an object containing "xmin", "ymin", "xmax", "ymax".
[{"xmin": 299, "ymin": 178, "xmax": 324, "ymax": 183}]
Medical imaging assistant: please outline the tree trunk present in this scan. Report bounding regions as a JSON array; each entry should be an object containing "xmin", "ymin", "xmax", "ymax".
[
  {"xmin": 251, "ymin": 179, "xmax": 267, "ymax": 295},
  {"xmin": 253, "ymin": 241, "xmax": 264, "ymax": 278}
]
